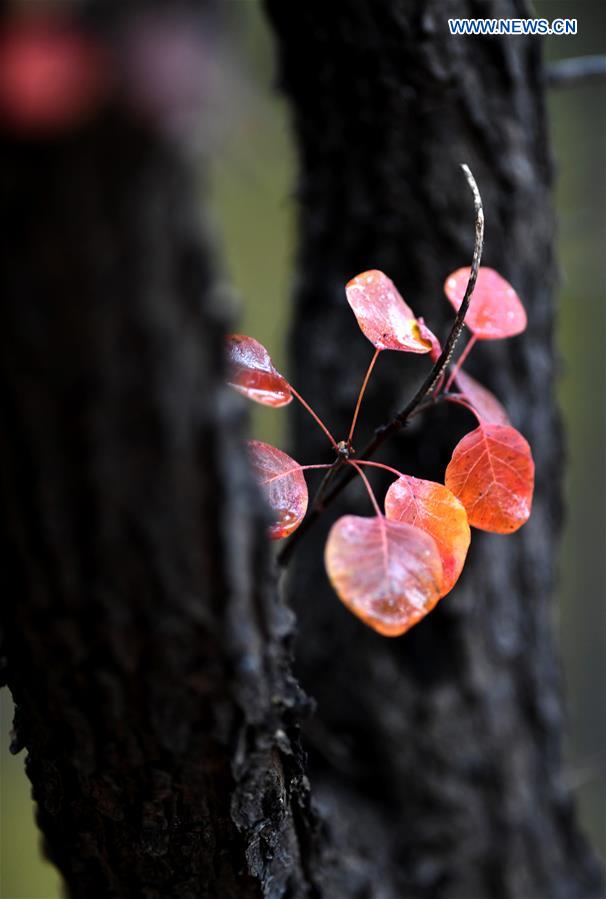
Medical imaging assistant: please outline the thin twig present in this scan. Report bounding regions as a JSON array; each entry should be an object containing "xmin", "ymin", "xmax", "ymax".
[
  {"xmin": 278, "ymin": 164, "xmax": 484, "ymax": 567},
  {"xmin": 547, "ymin": 55, "xmax": 606, "ymax": 88},
  {"xmin": 394, "ymin": 163, "xmax": 484, "ymax": 421}
]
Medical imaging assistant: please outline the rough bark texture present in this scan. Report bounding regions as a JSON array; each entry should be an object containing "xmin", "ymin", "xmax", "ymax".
[
  {"xmin": 265, "ymin": 1, "xmax": 605, "ymax": 898},
  {"xmin": 0, "ymin": 114, "xmax": 317, "ymax": 897}
]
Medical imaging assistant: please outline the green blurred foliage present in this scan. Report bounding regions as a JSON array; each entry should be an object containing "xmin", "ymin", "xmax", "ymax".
[
  {"xmin": 538, "ymin": 0, "xmax": 606, "ymax": 861},
  {"xmin": 1, "ymin": 2, "xmax": 604, "ymax": 895}
]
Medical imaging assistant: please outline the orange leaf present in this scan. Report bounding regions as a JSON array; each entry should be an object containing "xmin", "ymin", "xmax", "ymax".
[
  {"xmin": 454, "ymin": 369, "xmax": 510, "ymax": 426},
  {"xmin": 324, "ymin": 515, "xmax": 444, "ymax": 637},
  {"xmin": 385, "ymin": 476, "xmax": 470, "ymax": 595},
  {"xmin": 445, "ymin": 424, "xmax": 534, "ymax": 533},
  {"xmin": 444, "ymin": 267, "xmax": 526, "ymax": 339},
  {"xmin": 346, "ymin": 270, "xmax": 435, "ymax": 353},
  {"xmin": 248, "ymin": 440, "xmax": 307, "ymax": 539},
  {"xmin": 226, "ymin": 335, "xmax": 292, "ymax": 407}
]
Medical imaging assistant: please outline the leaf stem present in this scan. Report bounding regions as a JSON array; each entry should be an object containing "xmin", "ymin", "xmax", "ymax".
[
  {"xmin": 442, "ymin": 393, "xmax": 482, "ymax": 423},
  {"xmin": 348, "ymin": 348, "xmax": 381, "ymax": 444},
  {"xmin": 349, "ymin": 461, "xmax": 382, "ymax": 517},
  {"xmin": 444, "ymin": 334, "xmax": 477, "ymax": 392},
  {"xmin": 354, "ymin": 459, "xmax": 405, "ymax": 480},
  {"xmin": 290, "ymin": 386, "xmax": 338, "ymax": 448},
  {"xmin": 311, "ymin": 458, "xmax": 344, "ymax": 511}
]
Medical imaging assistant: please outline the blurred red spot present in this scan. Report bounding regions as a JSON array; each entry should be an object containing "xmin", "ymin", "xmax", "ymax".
[{"xmin": 0, "ymin": 20, "xmax": 107, "ymax": 134}]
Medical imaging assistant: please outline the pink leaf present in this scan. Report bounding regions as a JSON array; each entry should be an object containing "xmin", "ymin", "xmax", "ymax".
[
  {"xmin": 444, "ymin": 267, "xmax": 527, "ymax": 339},
  {"xmin": 226, "ymin": 335, "xmax": 292, "ymax": 407},
  {"xmin": 324, "ymin": 514, "xmax": 444, "ymax": 637},
  {"xmin": 248, "ymin": 441, "xmax": 308, "ymax": 539},
  {"xmin": 346, "ymin": 270, "xmax": 435, "ymax": 353},
  {"xmin": 454, "ymin": 369, "xmax": 510, "ymax": 426}
]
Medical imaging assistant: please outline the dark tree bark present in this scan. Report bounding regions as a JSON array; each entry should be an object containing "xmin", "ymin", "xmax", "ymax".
[
  {"xmin": 0, "ymin": 115, "xmax": 318, "ymax": 897},
  {"xmin": 265, "ymin": 1, "xmax": 605, "ymax": 898},
  {"xmin": 0, "ymin": 1, "xmax": 603, "ymax": 898}
]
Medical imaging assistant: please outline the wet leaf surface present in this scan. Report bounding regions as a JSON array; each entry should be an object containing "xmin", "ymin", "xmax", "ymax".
[
  {"xmin": 324, "ymin": 514, "xmax": 444, "ymax": 636},
  {"xmin": 227, "ymin": 334, "xmax": 292, "ymax": 407},
  {"xmin": 385, "ymin": 475, "xmax": 470, "ymax": 595},
  {"xmin": 248, "ymin": 440, "xmax": 307, "ymax": 539},
  {"xmin": 445, "ymin": 424, "xmax": 534, "ymax": 533},
  {"xmin": 346, "ymin": 270, "xmax": 435, "ymax": 353}
]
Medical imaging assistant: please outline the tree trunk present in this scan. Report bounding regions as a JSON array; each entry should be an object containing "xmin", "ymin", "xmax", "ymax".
[
  {"xmin": 265, "ymin": 1, "xmax": 605, "ymax": 897},
  {"xmin": 0, "ymin": 1, "xmax": 603, "ymax": 898},
  {"xmin": 0, "ymin": 113, "xmax": 318, "ymax": 897}
]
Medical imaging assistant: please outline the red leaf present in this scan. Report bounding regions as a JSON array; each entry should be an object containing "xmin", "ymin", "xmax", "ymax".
[
  {"xmin": 445, "ymin": 424, "xmax": 534, "ymax": 533},
  {"xmin": 454, "ymin": 369, "xmax": 510, "ymax": 426},
  {"xmin": 226, "ymin": 335, "xmax": 292, "ymax": 407},
  {"xmin": 346, "ymin": 270, "xmax": 435, "ymax": 353},
  {"xmin": 324, "ymin": 515, "xmax": 444, "ymax": 636},
  {"xmin": 248, "ymin": 440, "xmax": 307, "ymax": 539},
  {"xmin": 385, "ymin": 476, "xmax": 470, "ymax": 595},
  {"xmin": 444, "ymin": 267, "xmax": 527, "ymax": 339}
]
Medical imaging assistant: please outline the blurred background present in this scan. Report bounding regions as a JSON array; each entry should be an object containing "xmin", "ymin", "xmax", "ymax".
[{"xmin": 1, "ymin": 2, "xmax": 604, "ymax": 895}]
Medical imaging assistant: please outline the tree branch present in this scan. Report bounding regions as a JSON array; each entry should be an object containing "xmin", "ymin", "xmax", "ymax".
[
  {"xmin": 278, "ymin": 163, "xmax": 484, "ymax": 566},
  {"xmin": 547, "ymin": 55, "xmax": 606, "ymax": 88}
]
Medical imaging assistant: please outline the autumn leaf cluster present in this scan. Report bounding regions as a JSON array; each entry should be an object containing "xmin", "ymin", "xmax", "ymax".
[{"xmin": 226, "ymin": 267, "xmax": 534, "ymax": 637}]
